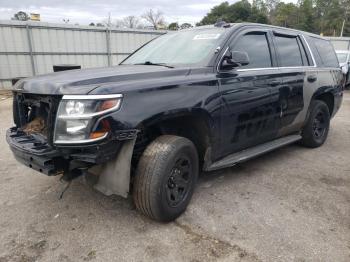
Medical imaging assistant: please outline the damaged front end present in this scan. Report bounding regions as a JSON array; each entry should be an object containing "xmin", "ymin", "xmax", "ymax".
[
  {"xmin": 7, "ymin": 92, "xmax": 138, "ymax": 197},
  {"xmin": 7, "ymin": 93, "xmax": 65, "ymax": 175}
]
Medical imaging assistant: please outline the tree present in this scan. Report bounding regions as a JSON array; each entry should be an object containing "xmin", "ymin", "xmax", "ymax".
[
  {"xmin": 199, "ymin": 0, "xmax": 267, "ymax": 25},
  {"xmin": 264, "ymin": 0, "xmax": 280, "ymax": 24},
  {"xmin": 341, "ymin": 0, "xmax": 350, "ymax": 36},
  {"xmin": 273, "ymin": 2, "xmax": 299, "ymax": 28},
  {"xmin": 11, "ymin": 11, "xmax": 30, "ymax": 21},
  {"xmin": 122, "ymin": 16, "xmax": 140, "ymax": 28},
  {"xmin": 313, "ymin": 0, "xmax": 344, "ymax": 36},
  {"xmin": 142, "ymin": 9, "xmax": 165, "ymax": 30},
  {"xmin": 89, "ymin": 22, "xmax": 95, "ymax": 26},
  {"xmin": 180, "ymin": 23, "xmax": 193, "ymax": 29},
  {"xmin": 250, "ymin": 0, "xmax": 269, "ymax": 23},
  {"xmin": 168, "ymin": 22, "xmax": 179, "ymax": 30},
  {"xmin": 197, "ymin": 0, "xmax": 348, "ymax": 36},
  {"xmin": 96, "ymin": 23, "xmax": 105, "ymax": 27},
  {"xmin": 297, "ymin": 0, "xmax": 315, "ymax": 32},
  {"xmin": 198, "ymin": 2, "xmax": 231, "ymax": 25},
  {"xmin": 229, "ymin": 0, "xmax": 252, "ymax": 22}
]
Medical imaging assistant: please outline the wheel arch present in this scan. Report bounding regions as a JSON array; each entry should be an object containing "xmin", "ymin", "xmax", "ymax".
[
  {"xmin": 312, "ymin": 91, "xmax": 335, "ymax": 116},
  {"xmin": 133, "ymin": 108, "xmax": 215, "ymax": 167}
]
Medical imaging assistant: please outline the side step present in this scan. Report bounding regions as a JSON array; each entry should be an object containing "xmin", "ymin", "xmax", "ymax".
[{"xmin": 205, "ymin": 134, "xmax": 302, "ymax": 172}]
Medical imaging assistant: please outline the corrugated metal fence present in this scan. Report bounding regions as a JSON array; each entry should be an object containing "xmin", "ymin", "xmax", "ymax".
[{"xmin": 0, "ymin": 20, "xmax": 165, "ymax": 89}]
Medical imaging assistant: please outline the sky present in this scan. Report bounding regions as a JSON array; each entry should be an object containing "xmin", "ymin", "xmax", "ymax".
[{"xmin": 0, "ymin": 0, "xmax": 298, "ymax": 26}]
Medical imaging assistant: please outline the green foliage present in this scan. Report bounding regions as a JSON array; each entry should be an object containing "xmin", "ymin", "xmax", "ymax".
[
  {"xmin": 273, "ymin": 2, "xmax": 299, "ymax": 28},
  {"xmin": 180, "ymin": 23, "xmax": 193, "ymax": 29},
  {"xmin": 168, "ymin": 22, "xmax": 179, "ymax": 30},
  {"xmin": 11, "ymin": 11, "xmax": 30, "ymax": 21},
  {"xmin": 199, "ymin": 0, "xmax": 350, "ymax": 36},
  {"xmin": 199, "ymin": 0, "xmax": 268, "ymax": 25}
]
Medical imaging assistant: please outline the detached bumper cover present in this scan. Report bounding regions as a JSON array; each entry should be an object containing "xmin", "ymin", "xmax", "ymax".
[
  {"xmin": 6, "ymin": 128, "xmax": 65, "ymax": 176},
  {"xmin": 6, "ymin": 127, "xmax": 138, "ymax": 176}
]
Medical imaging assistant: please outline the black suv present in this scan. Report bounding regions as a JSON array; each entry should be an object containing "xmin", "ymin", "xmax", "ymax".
[{"xmin": 7, "ymin": 23, "xmax": 344, "ymax": 222}]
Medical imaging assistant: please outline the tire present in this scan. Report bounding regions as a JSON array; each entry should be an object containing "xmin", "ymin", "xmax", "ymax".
[
  {"xmin": 133, "ymin": 135, "xmax": 198, "ymax": 222},
  {"xmin": 300, "ymin": 100, "xmax": 330, "ymax": 148},
  {"xmin": 12, "ymin": 95, "xmax": 21, "ymax": 127}
]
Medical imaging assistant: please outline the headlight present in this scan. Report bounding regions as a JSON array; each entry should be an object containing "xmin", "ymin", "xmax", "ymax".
[{"xmin": 54, "ymin": 94, "xmax": 122, "ymax": 144}]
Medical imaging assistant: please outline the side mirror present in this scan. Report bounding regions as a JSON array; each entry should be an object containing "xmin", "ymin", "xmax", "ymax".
[
  {"xmin": 341, "ymin": 64, "xmax": 349, "ymax": 75},
  {"xmin": 220, "ymin": 51, "xmax": 250, "ymax": 71}
]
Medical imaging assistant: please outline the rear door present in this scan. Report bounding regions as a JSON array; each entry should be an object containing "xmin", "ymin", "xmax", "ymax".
[
  {"xmin": 270, "ymin": 31, "xmax": 312, "ymax": 135},
  {"xmin": 217, "ymin": 28, "xmax": 283, "ymax": 157}
]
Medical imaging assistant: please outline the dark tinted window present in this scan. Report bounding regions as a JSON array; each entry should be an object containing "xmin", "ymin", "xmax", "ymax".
[
  {"xmin": 274, "ymin": 35, "xmax": 303, "ymax": 67},
  {"xmin": 312, "ymin": 38, "xmax": 339, "ymax": 68},
  {"xmin": 232, "ymin": 33, "xmax": 272, "ymax": 69}
]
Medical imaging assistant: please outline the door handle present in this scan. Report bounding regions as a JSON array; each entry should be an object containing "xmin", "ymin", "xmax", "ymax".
[
  {"xmin": 270, "ymin": 80, "xmax": 281, "ymax": 86},
  {"xmin": 307, "ymin": 75, "xmax": 317, "ymax": 83}
]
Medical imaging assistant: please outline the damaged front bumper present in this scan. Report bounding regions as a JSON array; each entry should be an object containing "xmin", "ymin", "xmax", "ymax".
[
  {"xmin": 6, "ymin": 127, "xmax": 138, "ymax": 177},
  {"xmin": 6, "ymin": 128, "xmax": 65, "ymax": 175}
]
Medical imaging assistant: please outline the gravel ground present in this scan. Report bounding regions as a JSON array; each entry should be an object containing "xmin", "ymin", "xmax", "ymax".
[{"xmin": 0, "ymin": 92, "xmax": 349, "ymax": 262}]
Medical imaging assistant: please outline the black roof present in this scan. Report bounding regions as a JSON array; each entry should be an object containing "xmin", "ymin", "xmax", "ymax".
[{"xmin": 193, "ymin": 22, "xmax": 326, "ymax": 40}]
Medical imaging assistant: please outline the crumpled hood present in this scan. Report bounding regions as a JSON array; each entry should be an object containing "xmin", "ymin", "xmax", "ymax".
[{"xmin": 14, "ymin": 65, "xmax": 191, "ymax": 95}]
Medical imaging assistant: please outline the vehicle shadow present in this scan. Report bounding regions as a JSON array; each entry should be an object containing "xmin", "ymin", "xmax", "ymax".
[{"xmin": 51, "ymin": 142, "xmax": 305, "ymax": 221}]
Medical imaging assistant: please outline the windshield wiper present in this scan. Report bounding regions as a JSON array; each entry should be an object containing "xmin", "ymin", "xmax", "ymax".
[{"xmin": 134, "ymin": 61, "xmax": 174, "ymax": 68}]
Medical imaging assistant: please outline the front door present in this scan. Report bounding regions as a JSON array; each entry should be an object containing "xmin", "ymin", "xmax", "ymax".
[{"xmin": 218, "ymin": 29, "xmax": 282, "ymax": 157}]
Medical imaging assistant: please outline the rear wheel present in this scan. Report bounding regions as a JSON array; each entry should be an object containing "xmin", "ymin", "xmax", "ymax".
[
  {"xmin": 300, "ymin": 100, "xmax": 330, "ymax": 148},
  {"xmin": 133, "ymin": 135, "xmax": 198, "ymax": 222}
]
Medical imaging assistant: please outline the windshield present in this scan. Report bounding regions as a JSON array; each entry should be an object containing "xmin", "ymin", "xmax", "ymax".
[
  {"xmin": 336, "ymin": 53, "xmax": 348, "ymax": 63},
  {"xmin": 121, "ymin": 28, "xmax": 229, "ymax": 67}
]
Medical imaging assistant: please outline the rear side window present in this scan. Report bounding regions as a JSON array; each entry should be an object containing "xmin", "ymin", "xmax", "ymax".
[
  {"xmin": 312, "ymin": 38, "xmax": 339, "ymax": 68},
  {"xmin": 274, "ymin": 35, "xmax": 304, "ymax": 67},
  {"xmin": 231, "ymin": 33, "xmax": 272, "ymax": 69}
]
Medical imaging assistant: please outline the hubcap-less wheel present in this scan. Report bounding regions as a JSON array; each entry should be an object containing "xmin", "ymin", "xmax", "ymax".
[
  {"xmin": 300, "ymin": 100, "xmax": 330, "ymax": 148},
  {"xmin": 166, "ymin": 157, "xmax": 192, "ymax": 207},
  {"xmin": 133, "ymin": 135, "xmax": 198, "ymax": 222},
  {"xmin": 312, "ymin": 111, "xmax": 327, "ymax": 138}
]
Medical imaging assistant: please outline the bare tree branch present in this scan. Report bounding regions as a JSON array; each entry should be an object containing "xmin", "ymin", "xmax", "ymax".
[
  {"xmin": 123, "ymin": 16, "xmax": 140, "ymax": 28},
  {"xmin": 142, "ymin": 9, "xmax": 165, "ymax": 30}
]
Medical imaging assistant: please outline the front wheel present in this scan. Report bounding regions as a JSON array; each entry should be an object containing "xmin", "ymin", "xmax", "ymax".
[
  {"xmin": 133, "ymin": 135, "xmax": 198, "ymax": 222},
  {"xmin": 300, "ymin": 100, "xmax": 330, "ymax": 148}
]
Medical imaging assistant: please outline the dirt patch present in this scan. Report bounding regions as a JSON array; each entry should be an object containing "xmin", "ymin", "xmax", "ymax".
[
  {"xmin": 174, "ymin": 221, "xmax": 260, "ymax": 261},
  {"xmin": 0, "ymin": 238, "xmax": 48, "ymax": 262},
  {"xmin": 319, "ymin": 176, "xmax": 350, "ymax": 187},
  {"xmin": 0, "ymin": 222, "xmax": 50, "ymax": 262}
]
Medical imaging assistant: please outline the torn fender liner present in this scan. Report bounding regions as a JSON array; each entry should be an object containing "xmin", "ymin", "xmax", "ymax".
[{"xmin": 92, "ymin": 138, "xmax": 136, "ymax": 198}]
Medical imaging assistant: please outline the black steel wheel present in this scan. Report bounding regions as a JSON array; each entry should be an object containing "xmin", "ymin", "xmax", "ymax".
[
  {"xmin": 300, "ymin": 100, "xmax": 330, "ymax": 148},
  {"xmin": 312, "ymin": 111, "xmax": 327, "ymax": 139},
  {"xmin": 133, "ymin": 135, "xmax": 198, "ymax": 222},
  {"xmin": 165, "ymin": 157, "xmax": 193, "ymax": 207}
]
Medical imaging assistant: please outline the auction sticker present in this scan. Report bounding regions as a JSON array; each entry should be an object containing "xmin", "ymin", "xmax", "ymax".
[{"xmin": 193, "ymin": 34, "xmax": 221, "ymax": 40}]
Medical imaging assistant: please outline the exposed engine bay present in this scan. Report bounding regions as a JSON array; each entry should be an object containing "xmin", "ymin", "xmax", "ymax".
[
  {"xmin": 21, "ymin": 117, "xmax": 46, "ymax": 135},
  {"xmin": 13, "ymin": 93, "xmax": 61, "ymax": 142}
]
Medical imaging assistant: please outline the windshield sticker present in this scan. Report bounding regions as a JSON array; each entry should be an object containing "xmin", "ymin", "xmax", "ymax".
[{"xmin": 193, "ymin": 34, "xmax": 221, "ymax": 40}]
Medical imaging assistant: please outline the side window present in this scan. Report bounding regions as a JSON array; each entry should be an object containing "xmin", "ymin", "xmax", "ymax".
[
  {"xmin": 312, "ymin": 38, "xmax": 339, "ymax": 68},
  {"xmin": 274, "ymin": 35, "xmax": 303, "ymax": 67},
  {"xmin": 231, "ymin": 32, "xmax": 272, "ymax": 69}
]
